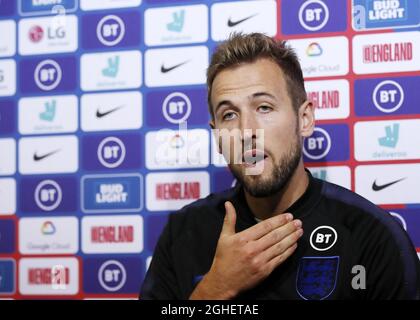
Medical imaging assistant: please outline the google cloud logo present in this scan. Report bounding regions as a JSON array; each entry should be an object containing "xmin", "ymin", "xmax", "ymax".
[
  {"xmin": 41, "ymin": 221, "xmax": 56, "ymax": 235},
  {"xmin": 306, "ymin": 42, "xmax": 323, "ymax": 57}
]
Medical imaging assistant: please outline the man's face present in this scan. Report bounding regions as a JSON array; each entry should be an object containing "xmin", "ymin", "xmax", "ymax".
[{"xmin": 210, "ymin": 58, "xmax": 311, "ymax": 197}]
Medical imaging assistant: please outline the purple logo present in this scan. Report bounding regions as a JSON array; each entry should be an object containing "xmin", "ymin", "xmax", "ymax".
[
  {"xmin": 303, "ymin": 125, "xmax": 349, "ymax": 162},
  {"xmin": 20, "ymin": 177, "xmax": 78, "ymax": 214},
  {"xmin": 82, "ymin": 11, "xmax": 141, "ymax": 49},
  {"xmin": 20, "ymin": 57, "xmax": 77, "ymax": 94},
  {"xmin": 83, "ymin": 257, "xmax": 144, "ymax": 294},
  {"xmin": 282, "ymin": 0, "xmax": 346, "ymax": 34},
  {"xmin": 146, "ymin": 88, "xmax": 209, "ymax": 127},
  {"xmin": 82, "ymin": 134, "xmax": 142, "ymax": 171},
  {"xmin": 355, "ymin": 77, "xmax": 418, "ymax": 116},
  {"xmin": 0, "ymin": 100, "xmax": 16, "ymax": 135}
]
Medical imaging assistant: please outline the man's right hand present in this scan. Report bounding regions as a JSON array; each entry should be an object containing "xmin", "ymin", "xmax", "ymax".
[{"xmin": 189, "ymin": 201, "xmax": 303, "ymax": 300}]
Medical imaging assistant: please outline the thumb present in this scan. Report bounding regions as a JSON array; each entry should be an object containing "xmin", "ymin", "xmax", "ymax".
[{"xmin": 221, "ymin": 201, "xmax": 237, "ymax": 237}]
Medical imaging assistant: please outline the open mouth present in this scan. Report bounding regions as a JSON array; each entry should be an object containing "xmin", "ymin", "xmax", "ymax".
[{"xmin": 243, "ymin": 149, "xmax": 268, "ymax": 167}]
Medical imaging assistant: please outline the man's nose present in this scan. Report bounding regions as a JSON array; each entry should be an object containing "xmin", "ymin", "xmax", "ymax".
[{"xmin": 239, "ymin": 113, "xmax": 258, "ymax": 145}]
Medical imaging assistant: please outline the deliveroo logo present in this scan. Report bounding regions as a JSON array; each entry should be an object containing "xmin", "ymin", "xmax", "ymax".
[
  {"xmin": 39, "ymin": 99, "xmax": 56, "ymax": 122},
  {"xmin": 378, "ymin": 123, "xmax": 399, "ymax": 148},
  {"xmin": 102, "ymin": 55, "xmax": 120, "ymax": 78},
  {"xmin": 312, "ymin": 169, "xmax": 327, "ymax": 181},
  {"xmin": 167, "ymin": 10, "xmax": 185, "ymax": 32}
]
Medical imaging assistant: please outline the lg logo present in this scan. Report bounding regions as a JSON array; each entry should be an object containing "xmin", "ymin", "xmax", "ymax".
[
  {"xmin": 299, "ymin": 0, "xmax": 329, "ymax": 31},
  {"xmin": 34, "ymin": 180, "xmax": 62, "ymax": 211},
  {"xmin": 97, "ymin": 137, "xmax": 126, "ymax": 169},
  {"xmin": 310, "ymin": 226, "xmax": 338, "ymax": 251},
  {"xmin": 97, "ymin": 15, "xmax": 125, "ymax": 46},
  {"xmin": 373, "ymin": 80, "xmax": 404, "ymax": 113},
  {"xmin": 98, "ymin": 260, "xmax": 127, "ymax": 292},
  {"xmin": 28, "ymin": 24, "xmax": 66, "ymax": 43},
  {"xmin": 34, "ymin": 59, "xmax": 62, "ymax": 91}
]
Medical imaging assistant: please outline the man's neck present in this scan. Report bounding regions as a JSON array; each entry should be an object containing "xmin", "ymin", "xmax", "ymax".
[{"xmin": 244, "ymin": 162, "xmax": 309, "ymax": 221}]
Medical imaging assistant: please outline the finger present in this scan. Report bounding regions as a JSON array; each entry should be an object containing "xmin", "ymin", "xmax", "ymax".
[
  {"xmin": 266, "ymin": 242, "xmax": 298, "ymax": 272},
  {"xmin": 239, "ymin": 213, "xmax": 293, "ymax": 241},
  {"xmin": 220, "ymin": 201, "xmax": 237, "ymax": 237},
  {"xmin": 262, "ymin": 228, "xmax": 303, "ymax": 263},
  {"xmin": 255, "ymin": 219, "xmax": 302, "ymax": 252}
]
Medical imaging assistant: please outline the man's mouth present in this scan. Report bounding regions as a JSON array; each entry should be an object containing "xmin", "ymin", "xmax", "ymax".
[{"xmin": 242, "ymin": 149, "xmax": 268, "ymax": 167}]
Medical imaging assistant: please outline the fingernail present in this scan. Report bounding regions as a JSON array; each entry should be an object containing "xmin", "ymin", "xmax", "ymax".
[
  {"xmin": 294, "ymin": 220, "xmax": 302, "ymax": 228},
  {"xmin": 297, "ymin": 229, "xmax": 304, "ymax": 237},
  {"xmin": 286, "ymin": 213, "xmax": 293, "ymax": 221}
]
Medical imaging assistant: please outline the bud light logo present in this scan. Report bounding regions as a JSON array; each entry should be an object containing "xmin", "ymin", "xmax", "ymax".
[
  {"xmin": 373, "ymin": 80, "xmax": 404, "ymax": 113},
  {"xmin": 162, "ymin": 92, "xmax": 192, "ymax": 124},
  {"xmin": 34, "ymin": 180, "xmax": 62, "ymax": 211},
  {"xmin": 310, "ymin": 226, "xmax": 338, "ymax": 251},
  {"xmin": 97, "ymin": 15, "xmax": 125, "ymax": 46},
  {"xmin": 97, "ymin": 137, "xmax": 126, "ymax": 169},
  {"xmin": 34, "ymin": 59, "xmax": 62, "ymax": 91},
  {"xmin": 98, "ymin": 260, "xmax": 127, "ymax": 292},
  {"xmin": 299, "ymin": 0, "xmax": 330, "ymax": 31},
  {"xmin": 303, "ymin": 127, "xmax": 331, "ymax": 160}
]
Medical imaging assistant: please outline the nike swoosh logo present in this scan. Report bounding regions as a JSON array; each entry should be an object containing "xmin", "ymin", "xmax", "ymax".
[
  {"xmin": 161, "ymin": 60, "xmax": 190, "ymax": 73},
  {"xmin": 33, "ymin": 149, "xmax": 60, "ymax": 162},
  {"xmin": 372, "ymin": 177, "xmax": 406, "ymax": 191},
  {"xmin": 227, "ymin": 13, "xmax": 258, "ymax": 27},
  {"xmin": 96, "ymin": 105, "xmax": 124, "ymax": 118}
]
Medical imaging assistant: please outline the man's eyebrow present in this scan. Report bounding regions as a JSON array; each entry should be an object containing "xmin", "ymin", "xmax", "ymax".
[
  {"xmin": 251, "ymin": 92, "xmax": 276, "ymax": 100},
  {"xmin": 214, "ymin": 92, "xmax": 276, "ymax": 114},
  {"xmin": 215, "ymin": 100, "xmax": 235, "ymax": 114}
]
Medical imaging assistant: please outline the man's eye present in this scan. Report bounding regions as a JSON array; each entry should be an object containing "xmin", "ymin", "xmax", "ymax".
[
  {"xmin": 258, "ymin": 105, "xmax": 272, "ymax": 113},
  {"xmin": 223, "ymin": 112, "xmax": 236, "ymax": 121}
]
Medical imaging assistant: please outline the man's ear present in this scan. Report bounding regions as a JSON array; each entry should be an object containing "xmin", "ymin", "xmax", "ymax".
[
  {"xmin": 209, "ymin": 120, "xmax": 215, "ymax": 130},
  {"xmin": 299, "ymin": 100, "xmax": 315, "ymax": 138}
]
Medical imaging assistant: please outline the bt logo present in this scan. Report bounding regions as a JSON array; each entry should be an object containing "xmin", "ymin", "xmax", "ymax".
[
  {"xmin": 378, "ymin": 123, "xmax": 399, "ymax": 148},
  {"xmin": 102, "ymin": 55, "xmax": 120, "ymax": 78},
  {"xmin": 34, "ymin": 180, "xmax": 62, "ymax": 211},
  {"xmin": 39, "ymin": 99, "xmax": 56, "ymax": 122},
  {"xmin": 34, "ymin": 59, "xmax": 62, "ymax": 91},
  {"xmin": 310, "ymin": 226, "xmax": 338, "ymax": 251},
  {"xmin": 97, "ymin": 15, "xmax": 125, "ymax": 46},
  {"xmin": 167, "ymin": 10, "xmax": 185, "ymax": 32},
  {"xmin": 98, "ymin": 260, "xmax": 127, "ymax": 292},
  {"xmin": 162, "ymin": 92, "xmax": 192, "ymax": 124},
  {"xmin": 97, "ymin": 137, "xmax": 126, "ymax": 169},
  {"xmin": 299, "ymin": 0, "xmax": 329, "ymax": 31},
  {"xmin": 303, "ymin": 127, "xmax": 331, "ymax": 160},
  {"xmin": 373, "ymin": 80, "xmax": 404, "ymax": 113}
]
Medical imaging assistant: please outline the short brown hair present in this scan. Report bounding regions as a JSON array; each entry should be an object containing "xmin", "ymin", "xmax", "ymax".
[{"xmin": 207, "ymin": 32, "xmax": 307, "ymax": 118}]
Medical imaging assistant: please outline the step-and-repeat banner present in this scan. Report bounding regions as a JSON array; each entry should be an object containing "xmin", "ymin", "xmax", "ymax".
[{"xmin": 0, "ymin": 0, "xmax": 419, "ymax": 299}]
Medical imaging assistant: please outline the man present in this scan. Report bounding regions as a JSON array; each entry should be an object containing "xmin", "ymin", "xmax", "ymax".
[{"xmin": 140, "ymin": 33, "xmax": 420, "ymax": 300}]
